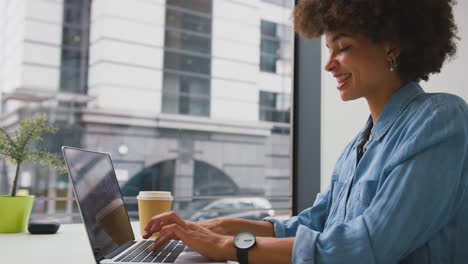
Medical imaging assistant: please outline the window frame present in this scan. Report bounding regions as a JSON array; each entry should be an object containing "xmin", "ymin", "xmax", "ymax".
[{"xmin": 291, "ymin": 3, "xmax": 322, "ymax": 215}]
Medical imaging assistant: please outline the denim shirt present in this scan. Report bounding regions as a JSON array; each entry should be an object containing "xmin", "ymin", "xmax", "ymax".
[{"xmin": 266, "ymin": 82, "xmax": 468, "ymax": 263}]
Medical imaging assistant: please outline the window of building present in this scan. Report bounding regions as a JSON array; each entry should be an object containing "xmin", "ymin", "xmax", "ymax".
[
  {"xmin": 59, "ymin": 0, "xmax": 90, "ymax": 94},
  {"xmin": 162, "ymin": 73, "xmax": 210, "ymax": 116},
  {"xmin": 260, "ymin": 20, "xmax": 281, "ymax": 73},
  {"xmin": 165, "ymin": 9, "xmax": 211, "ymax": 34},
  {"xmin": 259, "ymin": 91, "xmax": 291, "ymax": 123},
  {"xmin": 164, "ymin": 51, "xmax": 211, "ymax": 75},
  {"xmin": 162, "ymin": 1, "xmax": 212, "ymax": 117},
  {"xmin": 165, "ymin": 30, "xmax": 211, "ymax": 54}
]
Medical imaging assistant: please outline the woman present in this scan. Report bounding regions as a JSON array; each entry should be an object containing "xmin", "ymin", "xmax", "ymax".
[{"xmin": 143, "ymin": 0, "xmax": 468, "ymax": 263}]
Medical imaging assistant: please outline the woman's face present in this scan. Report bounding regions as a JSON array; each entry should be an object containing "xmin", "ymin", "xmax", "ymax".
[{"xmin": 324, "ymin": 30, "xmax": 396, "ymax": 101}]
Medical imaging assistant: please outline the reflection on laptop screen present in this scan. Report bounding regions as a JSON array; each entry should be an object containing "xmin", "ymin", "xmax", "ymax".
[{"xmin": 63, "ymin": 147, "xmax": 134, "ymax": 260}]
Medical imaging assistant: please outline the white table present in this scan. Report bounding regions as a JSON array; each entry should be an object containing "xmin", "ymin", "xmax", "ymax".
[
  {"xmin": 0, "ymin": 222, "xmax": 238, "ymax": 264},
  {"xmin": 0, "ymin": 222, "xmax": 101, "ymax": 263}
]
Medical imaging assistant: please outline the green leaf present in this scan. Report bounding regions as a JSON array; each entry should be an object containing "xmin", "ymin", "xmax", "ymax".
[{"xmin": 0, "ymin": 114, "xmax": 66, "ymax": 196}]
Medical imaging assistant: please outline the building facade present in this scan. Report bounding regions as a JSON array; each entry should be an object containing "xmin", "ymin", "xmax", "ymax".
[{"xmin": 0, "ymin": 0, "xmax": 293, "ymax": 221}]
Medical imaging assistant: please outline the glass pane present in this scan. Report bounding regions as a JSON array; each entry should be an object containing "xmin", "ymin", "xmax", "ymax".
[
  {"xmin": 260, "ymin": 91, "xmax": 277, "ymax": 108},
  {"xmin": 261, "ymin": 20, "xmax": 277, "ymax": 37},
  {"xmin": 260, "ymin": 91, "xmax": 290, "ymax": 123},
  {"xmin": 64, "ymin": 5, "xmax": 83, "ymax": 25},
  {"xmin": 60, "ymin": 67, "xmax": 82, "ymax": 92},
  {"xmin": 165, "ymin": 30, "xmax": 211, "ymax": 54},
  {"xmin": 260, "ymin": 109, "xmax": 273, "ymax": 122},
  {"xmin": 179, "ymin": 95, "xmax": 210, "ymax": 116},
  {"xmin": 61, "ymin": 48, "xmax": 83, "ymax": 69},
  {"xmin": 164, "ymin": 51, "xmax": 211, "ymax": 75},
  {"xmin": 62, "ymin": 27, "xmax": 83, "ymax": 47},
  {"xmin": 64, "ymin": 0, "xmax": 85, "ymax": 11},
  {"xmin": 260, "ymin": 54, "xmax": 277, "ymax": 73},
  {"xmin": 162, "ymin": 73, "xmax": 210, "ymax": 97},
  {"xmin": 162, "ymin": 73, "xmax": 210, "ymax": 116},
  {"xmin": 166, "ymin": 9, "xmax": 211, "ymax": 34},
  {"xmin": 261, "ymin": 38, "xmax": 280, "ymax": 55},
  {"xmin": 180, "ymin": 77, "xmax": 210, "ymax": 97},
  {"xmin": 162, "ymin": 93, "xmax": 179, "ymax": 114},
  {"xmin": 59, "ymin": 0, "xmax": 89, "ymax": 94}
]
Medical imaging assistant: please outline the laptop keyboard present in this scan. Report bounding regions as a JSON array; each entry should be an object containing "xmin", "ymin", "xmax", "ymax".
[{"xmin": 115, "ymin": 240, "xmax": 185, "ymax": 263}]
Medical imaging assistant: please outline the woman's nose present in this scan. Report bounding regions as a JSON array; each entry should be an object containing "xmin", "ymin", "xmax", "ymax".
[{"xmin": 324, "ymin": 56, "xmax": 337, "ymax": 72}]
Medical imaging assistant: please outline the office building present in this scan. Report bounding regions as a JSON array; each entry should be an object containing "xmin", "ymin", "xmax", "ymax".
[{"xmin": 0, "ymin": 0, "xmax": 294, "ymax": 220}]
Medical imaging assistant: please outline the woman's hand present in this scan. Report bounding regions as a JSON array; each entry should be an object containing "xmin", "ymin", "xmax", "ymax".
[
  {"xmin": 194, "ymin": 218, "xmax": 229, "ymax": 235},
  {"xmin": 142, "ymin": 212, "xmax": 235, "ymax": 261}
]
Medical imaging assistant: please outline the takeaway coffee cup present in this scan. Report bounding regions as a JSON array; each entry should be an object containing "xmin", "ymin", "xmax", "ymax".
[
  {"xmin": 96, "ymin": 199, "xmax": 134, "ymax": 246},
  {"xmin": 137, "ymin": 191, "xmax": 173, "ymax": 238}
]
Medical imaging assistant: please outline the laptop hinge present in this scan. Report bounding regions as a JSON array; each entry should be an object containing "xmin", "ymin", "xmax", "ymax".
[{"xmin": 103, "ymin": 240, "xmax": 136, "ymax": 260}]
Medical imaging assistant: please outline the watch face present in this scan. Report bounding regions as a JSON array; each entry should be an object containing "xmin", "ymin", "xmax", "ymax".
[{"xmin": 234, "ymin": 232, "xmax": 256, "ymax": 249}]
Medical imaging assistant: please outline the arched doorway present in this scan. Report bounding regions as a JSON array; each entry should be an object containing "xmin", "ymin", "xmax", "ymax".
[
  {"xmin": 193, "ymin": 160, "xmax": 239, "ymax": 196},
  {"xmin": 121, "ymin": 159, "xmax": 175, "ymax": 197}
]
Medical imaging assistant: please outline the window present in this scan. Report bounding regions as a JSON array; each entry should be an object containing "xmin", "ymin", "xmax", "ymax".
[
  {"xmin": 164, "ymin": 52, "xmax": 211, "ymax": 75},
  {"xmin": 260, "ymin": 20, "xmax": 280, "ymax": 73},
  {"xmin": 260, "ymin": 20, "xmax": 293, "ymax": 74},
  {"xmin": 162, "ymin": 2, "xmax": 212, "ymax": 117},
  {"xmin": 165, "ymin": 30, "xmax": 211, "ymax": 54},
  {"xmin": 162, "ymin": 73, "xmax": 210, "ymax": 116},
  {"xmin": 165, "ymin": 9, "xmax": 211, "ymax": 34},
  {"xmin": 59, "ymin": 0, "xmax": 90, "ymax": 94},
  {"xmin": 0, "ymin": 0, "xmax": 294, "ymax": 224},
  {"xmin": 259, "ymin": 91, "xmax": 291, "ymax": 123}
]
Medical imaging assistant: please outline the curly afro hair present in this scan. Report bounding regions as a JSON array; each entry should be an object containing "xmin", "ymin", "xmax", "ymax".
[{"xmin": 294, "ymin": 0, "xmax": 459, "ymax": 82}]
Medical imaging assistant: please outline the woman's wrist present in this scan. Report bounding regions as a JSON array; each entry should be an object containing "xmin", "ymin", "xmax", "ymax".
[
  {"xmin": 220, "ymin": 235, "xmax": 236, "ymax": 261},
  {"xmin": 219, "ymin": 217, "xmax": 275, "ymax": 237},
  {"xmin": 217, "ymin": 217, "xmax": 236, "ymax": 235}
]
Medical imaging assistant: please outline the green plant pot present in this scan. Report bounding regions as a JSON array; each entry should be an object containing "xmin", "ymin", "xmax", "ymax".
[{"xmin": 0, "ymin": 195, "xmax": 35, "ymax": 233}]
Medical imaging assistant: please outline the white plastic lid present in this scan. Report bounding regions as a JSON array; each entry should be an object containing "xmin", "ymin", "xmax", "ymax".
[{"xmin": 137, "ymin": 191, "xmax": 173, "ymax": 200}]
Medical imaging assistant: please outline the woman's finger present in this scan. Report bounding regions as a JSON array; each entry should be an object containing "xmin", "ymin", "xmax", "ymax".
[
  {"xmin": 144, "ymin": 212, "xmax": 187, "ymax": 238},
  {"xmin": 145, "ymin": 211, "xmax": 187, "ymax": 230},
  {"xmin": 144, "ymin": 212, "xmax": 170, "ymax": 232},
  {"xmin": 149, "ymin": 224, "xmax": 187, "ymax": 251}
]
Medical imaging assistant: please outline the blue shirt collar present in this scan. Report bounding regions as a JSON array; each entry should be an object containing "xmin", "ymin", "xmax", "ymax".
[{"xmin": 371, "ymin": 82, "xmax": 424, "ymax": 141}]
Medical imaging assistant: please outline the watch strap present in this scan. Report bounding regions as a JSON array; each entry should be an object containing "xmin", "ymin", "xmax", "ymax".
[{"xmin": 237, "ymin": 248, "xmax": 248, "ymax": 264}]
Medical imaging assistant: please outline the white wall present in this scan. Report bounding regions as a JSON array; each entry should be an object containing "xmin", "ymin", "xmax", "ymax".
[
  {"xmin": 211, "ymin": 0, "xmax": 259, "ymax": 122},
  {"xmin": 23, "ymin": 0, "xmax": 62, "ymax": 91},
  {"xmin": 0, "ymin": 0, "xmax": 26, "ymax": 94},
  {"xmin": 0, "ymin": 0, "xmax": 62, "ymax": 115},
  {"xmin": 320, "ymin": 2, "xmax": 468, "ymax": 192},
  {"xmin": 88, "ymin": 0, "xmax": 165, "ymax": 115}
]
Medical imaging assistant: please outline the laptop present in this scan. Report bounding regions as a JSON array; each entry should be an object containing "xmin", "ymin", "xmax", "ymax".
[{"xmin": 62, "ymin": 146, "xmax": 228, "ymax": 264}]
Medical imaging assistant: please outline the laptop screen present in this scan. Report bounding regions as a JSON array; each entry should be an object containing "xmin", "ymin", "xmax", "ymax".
[{"xmin": 63, "ymin": 147, "xmax": 135, "ymax": 261}]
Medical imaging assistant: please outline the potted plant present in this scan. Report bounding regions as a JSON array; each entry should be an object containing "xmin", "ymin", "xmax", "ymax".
[{"xmin": 0, "ymin": 114, "xmax": 66, "ymax": 233}]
